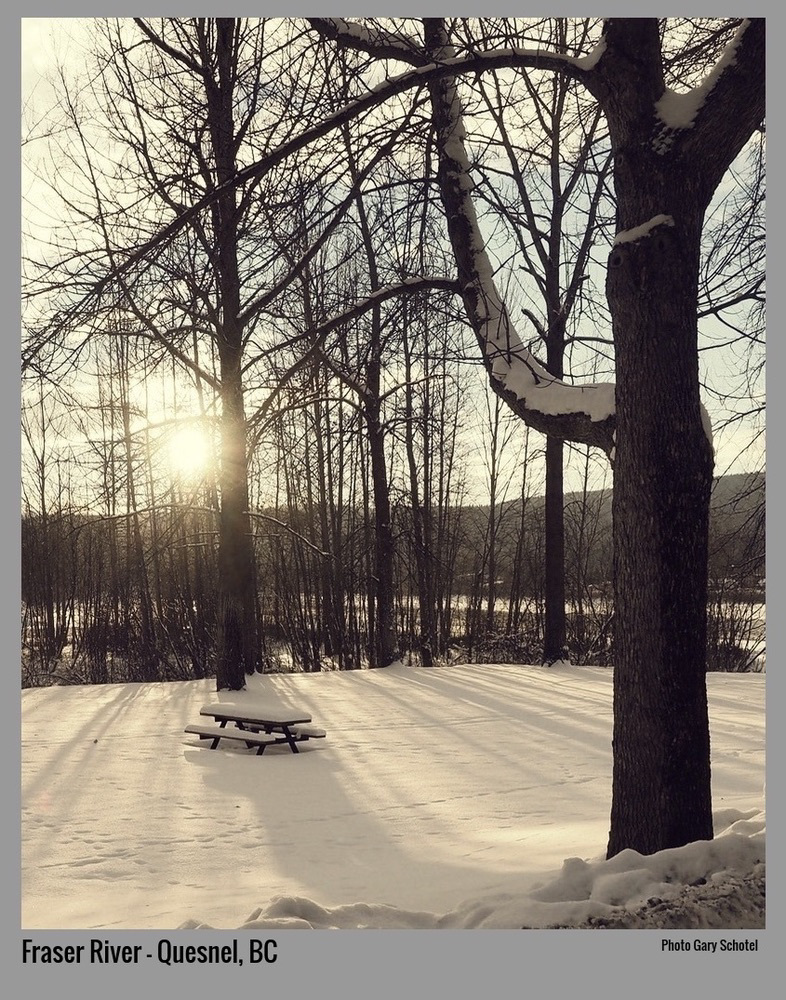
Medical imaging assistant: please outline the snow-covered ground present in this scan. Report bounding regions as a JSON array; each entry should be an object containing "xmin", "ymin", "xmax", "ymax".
[{"xmin": 22, "ymin": 662, "xmax": 764, "ymax": 932}]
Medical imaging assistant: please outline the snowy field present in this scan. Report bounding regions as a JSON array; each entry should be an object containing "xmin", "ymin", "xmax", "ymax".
[{"xmin": 21, "ymin": 662, "xmax": 764, "ymax": 931}]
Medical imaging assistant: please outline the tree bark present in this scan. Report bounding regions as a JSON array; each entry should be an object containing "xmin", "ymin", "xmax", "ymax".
[
  {"xmin": 201, "ymin": 18, "xmax": 259, "ymax": 689},
  {"xmin": 216, "ymin": 347, "xmax": 257, "ymax": 688},
  {"xmin": 606, "ymin": 216, "xmax": 714, "ymax": 854}
]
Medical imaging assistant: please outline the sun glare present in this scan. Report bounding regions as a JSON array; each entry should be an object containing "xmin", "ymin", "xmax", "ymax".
[{"xmin": 166, "ymin": 426, "xmax": 213, "ymax": 480}]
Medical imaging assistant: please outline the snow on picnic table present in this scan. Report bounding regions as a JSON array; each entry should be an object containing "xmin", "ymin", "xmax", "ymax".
[{"xmin": 21, "ymin": 663, "xmax": 764, "ymax": 930}]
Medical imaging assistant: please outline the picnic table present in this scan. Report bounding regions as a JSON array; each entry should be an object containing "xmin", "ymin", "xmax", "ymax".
[{"xmin": 184, "ymin": 703, "xmax": 326, "ymax": 755}]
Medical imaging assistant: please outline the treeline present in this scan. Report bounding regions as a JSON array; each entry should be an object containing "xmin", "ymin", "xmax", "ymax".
[{"xmin": 21, "ymin": 469, "xmax": 764, "ymax": 687}]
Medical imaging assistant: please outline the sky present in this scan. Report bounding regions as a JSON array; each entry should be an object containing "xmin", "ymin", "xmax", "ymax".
[{"xmin": 22, "ymin": 664, "xmax": 764, "ymax": 934}]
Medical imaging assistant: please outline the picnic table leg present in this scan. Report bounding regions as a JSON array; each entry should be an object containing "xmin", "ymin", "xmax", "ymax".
[
  {"xmin": 232, "ymin": 722, "xmax": 256, "ymax": 748},
  {"xmin": 257, "ymin": 723, "xmax": 300, "ymax": 752},
  {"xmin": 210, "ymin": 719, "xmax": 230, "ymax": 748},
  {"xmin": 281, "ymin": 726, "xmax": 300, "ymax": 753}
]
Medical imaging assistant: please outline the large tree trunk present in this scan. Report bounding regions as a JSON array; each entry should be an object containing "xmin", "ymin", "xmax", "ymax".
[
  {"xmin": 216, "ymin": 348, "xmax": 258, "ymax": 689},
  {"xmin": 599, "ymin": 36, "xmax": 716, "ymax": 848},
  {"xmin": 606, "ymin": 211, "xmax": 714, "ymax": 855},
  {"xmin": 203, "ymin": 18, "xmax": 259, "ymax": 689},
  {"xmin": 579, "ymin": 21, "xmax": 718, "ymax": 853}
]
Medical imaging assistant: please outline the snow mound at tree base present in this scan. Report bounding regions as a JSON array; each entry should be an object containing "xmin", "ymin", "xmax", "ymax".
[{"xmin": 544, "ymin": 865, "xmax": 765, "ymax": 929}]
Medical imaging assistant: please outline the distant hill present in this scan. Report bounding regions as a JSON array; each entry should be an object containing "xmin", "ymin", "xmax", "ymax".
[
  {"xmin": 470, "ymin": 471, "xmax": 763, "ymax": 520},
  {"xmin": 456, "ymin": 471, "xmax": 764, "ymax": 587}
]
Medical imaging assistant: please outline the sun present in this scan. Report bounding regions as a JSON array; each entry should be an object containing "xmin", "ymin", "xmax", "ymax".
[{"xmin": 166, "ymin": 425, "xmax": 213, "ymax": 480}]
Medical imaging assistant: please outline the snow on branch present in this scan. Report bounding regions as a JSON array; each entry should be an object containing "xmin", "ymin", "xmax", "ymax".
[
  {"xmin": 425, "ymin": 26, "xmax": 615, "ymax": 454},
  {"xmin": 613, "ymin": 214, "xmax": 674, "ymax": 245},
  {"xmin": 652, "ymin": 19, "xmax": 751, "ymax": 154},
  {"xmin": 310, "ymin": 17, "xmax": 608, "ymax": 76},
  {"xmin": 308, "ymin": 17, "xmax": 424, "ymax": 64},
  {"xmin": 574, "ymin": 37, "xmax": 607, "ymax": 70}
]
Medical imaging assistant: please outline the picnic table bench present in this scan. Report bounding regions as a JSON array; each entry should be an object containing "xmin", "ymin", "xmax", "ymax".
[{"xmin": 184, "ymin": 703, "xmax": 326, "ymax": 755}]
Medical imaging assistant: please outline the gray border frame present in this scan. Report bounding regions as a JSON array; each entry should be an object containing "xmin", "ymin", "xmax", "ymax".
[{"xmin": 12, "ymin": 4, "xmax": 777, "ymax": 995}]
